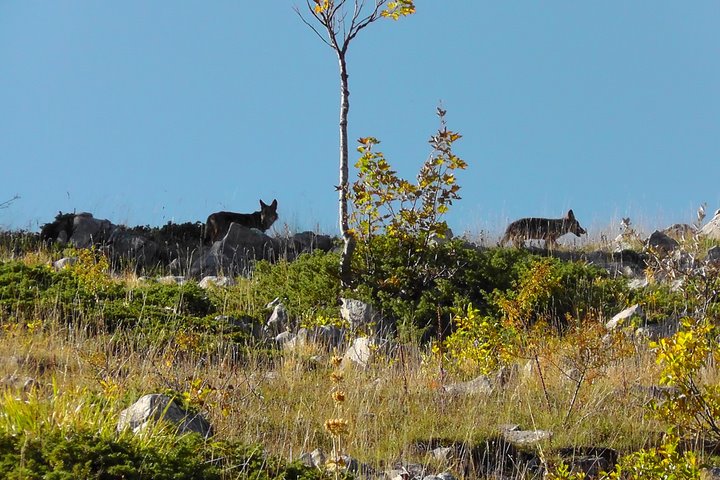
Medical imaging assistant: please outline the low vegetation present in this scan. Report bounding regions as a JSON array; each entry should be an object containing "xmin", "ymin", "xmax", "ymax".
[{"xmin": 0, "ymin": 225, "xmax": 718, "ymax": 479}]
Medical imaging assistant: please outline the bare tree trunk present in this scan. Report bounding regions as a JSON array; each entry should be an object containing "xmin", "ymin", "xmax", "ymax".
[{"xmin": 337, "ymin": 52, "xmax": 355, "ymax": 287}]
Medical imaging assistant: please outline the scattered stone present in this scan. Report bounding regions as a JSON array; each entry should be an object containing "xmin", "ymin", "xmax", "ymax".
[
  {"xmin": 53, "ymin": 257, "xmax": 77, "ymax": 270},
  {"xmin": 498, "ymin": 424, "xmax": 521, "ymax": 432},
  {"xmin": 199, "ymin": 275, "xmax": 235, "ymax": 288},
  {"xmin": 157, "ymin": 275, "xmax": 187, "ymax": 285},
  {"xmin": 435, "ymin": 473, "xmax": 457, "ymax": 480},
  {"xmin": 274, "ymin": 331, "xmax": 295, "ymax": 346},
  {"xmin": 189, "ymin": 224, "xmax": 278, "ymax": 277},
  {"xmin": 311, "ymin": 324, "xmax": 346, "ymax": 349},
  {"xmin": 298, "ymin": 448, "xmax": 326, "ymax": 469},
  {"xmin": 612, "ymin": 233, "xmax": 635, "ymax": 253},
  {"xmin": 702, "ymin": 466, "xmax": 720, "ymax": 479},
  {"xmin": 291, "ymin": 231, "xmax": 334, "ymax": 254},
  {"xmin": 502, "ymin": 429, "xmax": 552, "ymax": 446},
  {"xmin": 430, "ymin": 446, "xmax": 455, "ymax": 463},
  {"xmin": 605, "ymin": 304, "xmax": 644, "ymax": 330},
  {"xmin": 107, "ymin": 227, "xmax": 160, "ymax": 268},
  {"xmin": 343, "ymin": 336, "xmax": 376, "ymax": 368},
  {"xmin": 627, "ymin": 278, "xmax": 649, "ymax": 289},
  {"xmin": 117, "ymin": 393, "xmax": 212, "ymax": 438},
  {"xmin": 282, "ymin": 329, "xmax": 309, "ymax": 351},
  {"xmin": 387, "ymin": 463, "xmax": 427, "ymax": 480}
]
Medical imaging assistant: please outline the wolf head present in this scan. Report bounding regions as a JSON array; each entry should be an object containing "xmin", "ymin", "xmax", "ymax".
[
  {"xmin": 565, "ymin": 209, "xmax": 587, "ymax": 237},
  {"xmin": 259, "ymin": 199, "xmax": 279, "ymax": 231}
]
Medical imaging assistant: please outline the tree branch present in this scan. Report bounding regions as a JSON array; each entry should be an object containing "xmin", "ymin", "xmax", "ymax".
[
  {"xmin": 294, "ymin": 4, "xmax": 333, "ymax": 48},
  {"xmin": 0, "ymin": 194, "xmax": 20, "ymax": 210}
]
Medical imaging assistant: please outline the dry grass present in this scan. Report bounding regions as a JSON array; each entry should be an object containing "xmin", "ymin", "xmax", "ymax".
[{"xmin": 0, "ymin": 310, "xmax": 667, "ymax": 472}]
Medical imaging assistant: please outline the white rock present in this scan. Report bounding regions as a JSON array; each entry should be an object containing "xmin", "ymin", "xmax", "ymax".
[
  {"xmin": 606, "ymin": 304, "xmax": 644, "ymax": 330},
  {"xmin": 343, "ymin": 337, "xmax": 375, "ymax": 368},
  {"xmin": 53, "ymin": 257, "xmax": 77, "ymax": 270},
  {"xmin": 117, "ymin": 393, "xmax": 212, "ymax": 438},
  {"xmin": 199, "ymin": 275, "xmax": 235, "ymax": 288}
]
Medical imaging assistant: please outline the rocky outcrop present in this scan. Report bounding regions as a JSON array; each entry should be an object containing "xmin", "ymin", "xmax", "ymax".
[
  {"xmin": 699, "ymin": 210, "xmax": 720, "ymax": 240},
  {"xmin": 107, "ymin": 227, "xmax": 161, "ymax": 270},
  {"xmin": 70, "ymin": 213, "xmax": 116, "ymax": 248},
  {"xmin": 39, "ymin": 211, "xmax": 336, "ymax": 276},
  {"xmin": 189, "ymin": 226, "xmax": 335, "ymax": 278}
]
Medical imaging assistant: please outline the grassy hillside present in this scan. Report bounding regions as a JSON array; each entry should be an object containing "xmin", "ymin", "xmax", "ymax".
[{"xmin": 0, "ymin": 231, "xmax": 718, "ymax": 479}]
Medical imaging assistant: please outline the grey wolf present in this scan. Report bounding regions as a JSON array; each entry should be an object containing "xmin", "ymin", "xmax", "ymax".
[
  {"xmin": 500, "ymin": 209, "xmax": 586, "ymax": 248},
  {"xmin": 204, "ymin": 199, "xmax": 278, "ymax": 244}
]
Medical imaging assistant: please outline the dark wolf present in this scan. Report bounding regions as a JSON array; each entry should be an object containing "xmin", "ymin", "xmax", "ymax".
[
  {"xmin": 500, "ymin": 209, "xmax": 587, "ymax": 249},
  {"xmin": 204, "ymin": 199, "xmax": 278, "ymax": 244}
]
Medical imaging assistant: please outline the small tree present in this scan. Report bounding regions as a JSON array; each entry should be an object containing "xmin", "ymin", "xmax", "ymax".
[
  {"xmin": 349, "ymin": 108, "xmax": 467, "ymax": 319},
  {"xmin": 295, "ymin": 0, "xmax": 416, "ymax": 286}
]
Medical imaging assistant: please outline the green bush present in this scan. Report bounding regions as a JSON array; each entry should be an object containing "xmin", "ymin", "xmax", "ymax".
[
  {"xmin": 0, "ymin": 430, "xmax": 218, "ymax": 480},
  {"xmin": 251, "ymin": 251, "xmax": 342, "ymax": 320},
  {"xmin": 351, "ymin": 238, "xmax": 629, "ymax": 340},
  {"xmin": 492, "ymin": 256, "xmax": 629, "ymax": 332},
  {"xmin": 0, "ymin": 430, "xmax": 326, "ymax": 480}
]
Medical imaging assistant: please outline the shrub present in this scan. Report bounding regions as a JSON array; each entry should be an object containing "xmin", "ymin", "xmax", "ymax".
[
  {"xmin": 493, "ymin": 256, "xmax": 628, "ymax": 333},
  {"xmin": 251, "ymin": 251, "xmax": 342, "ymax": 320},
  {"xmin": 0, "ymin": 430, "xmax": 326, "ymax": 480},
  {"xmin": 436, "ymin": 303, "xmax": 518, "ymax": 378}
]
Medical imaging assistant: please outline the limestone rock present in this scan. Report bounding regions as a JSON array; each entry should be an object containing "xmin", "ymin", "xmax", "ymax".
[
  {"xmin": 662, "ymin": 223, "xmax": 697, "ymax": 242},
  {"xmin": 343, "ymin": 337, "xmax": 375, "ymax": 368},
  {"xmin": 157, "ymin": 275, "xmax": 187, "ymax": 285},
  {"xmin": 107, "ymin": 228, "xmax": 160, "ymax": 268},
  {"xmin": 700, "ymin": 210, "xmax": 720, "ymax": 240},
  {"xmin": 117, "ymin": 393, "xmax": 212, "ymax": 438},
  {"xmin": 502, "ymin": 429, "xmax": 552, "ymax": 446},
  {"xmin": 606, "ymin": 304, "xmax": 644, "ymax": 330},
  {"xmin": 199, "ymin": 275, "xmax": 235, "ymax": 288},
  {"xmin": 190, "ymin": 224, "xmax": 278, "ymax": 277},
  {"xmin": 53, "ymin": 257, "xmax": 77, "ymax": 270},
  {"xmin": 265, "ymin": 304, "xmax": 289, "ymax": 336},
  {"xmin": 70, "ymin": 213, "xmax": 115, "ymax": 248},
  {"xmin": 340, "ymin": 298, "xmax": 393, "ymax": 336}
]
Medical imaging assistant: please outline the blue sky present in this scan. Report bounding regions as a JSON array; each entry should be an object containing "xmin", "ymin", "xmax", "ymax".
[{"xmin": 1, "ymin": 2, "xmax": 718, "ymax": 239}]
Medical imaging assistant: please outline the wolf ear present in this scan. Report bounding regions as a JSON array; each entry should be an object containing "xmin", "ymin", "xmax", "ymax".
[
  {"xmin": 567, "ymin": 209, "xmax": 575, "ymax": 220},
  {"xmin": 270, "ymin": 199, "xmax": 277, "ymax": 209},
  {"xmin": 260, "ymin": 199, "xmax": 267, "ymax": 208}
]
